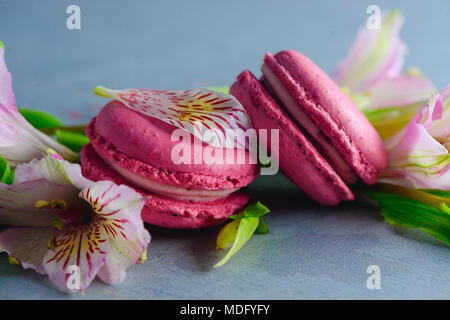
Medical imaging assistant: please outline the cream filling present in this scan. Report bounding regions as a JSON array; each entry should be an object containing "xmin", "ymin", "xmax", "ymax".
[
  {"xmin": 103, "ymin": 157, "xmax": 239, "ymax": 202},
  {"xmin": 262, "ymin": 63, "xmax": 358, "ymax": 183}
]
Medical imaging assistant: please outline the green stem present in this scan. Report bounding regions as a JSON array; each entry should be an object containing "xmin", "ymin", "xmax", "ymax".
[
  {"xmin": 93, "ymin": 85, "xmax": 115, "ymax": 98},
  {"xmin": 374, "ymin": 183, "xmax": 450, "ymax": 210},
  {"xmin": 40, "ymin": 124, "xmax": 88, "ymax": 135}
]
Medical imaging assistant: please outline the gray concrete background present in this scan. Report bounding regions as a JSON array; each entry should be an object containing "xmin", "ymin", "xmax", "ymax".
[{"xmin": 0, "ymin": 0, "xmax": 449, "ymax": 299}]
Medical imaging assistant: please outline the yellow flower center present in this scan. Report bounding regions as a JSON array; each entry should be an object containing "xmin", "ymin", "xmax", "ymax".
[
  {"xmin": 35, "ymin": 199, "xmax": 67, "ymax": 211},
  {"xmin": 50, "ymin": 199, "xmax": 67, "ymax": 211},
  {"xmin": 34, "ymin": 200, "xmax": 49, "ymax": 209},
  {"xmin": 47, "ymin": 235, "xmax": 57, "ymax": 250}
]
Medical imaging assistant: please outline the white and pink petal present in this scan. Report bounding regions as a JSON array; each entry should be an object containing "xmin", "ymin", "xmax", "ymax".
[
  {"xmin": 0, "ymin": 42, "xmax": 16, "ymax": 111},
  {"xmin": 334, "ymin": 10, "xmax": 406, "ymax": 91},
  {"xmin": 0, "ymin": 104, "xmax": 47, "ymax": 167},
  {"xmin": 0, "ymin": 44, "xmax": 77, "ymax": 166},
  {"xmin": 366, "ymin": 75, "xmax": 435, "ymax": 110},
  {"xmin": 43, "ymin": 223, "xmax": 109, "ymax": 292},
  {"xmin": 0, "ymin": 227, "xmax": 53, "ymax": 274},
  {"xmin": 428, "ymin": 85, "xmax": 450, "ymax": 138},
  {"xmin": 0, "ymin": 179, "xmax": 73, "ymax": 226},
  {"xmin": 382, "ymin": 93, "xmax": 450, "ymax": 189},
  {"xmin": 0, "ymin": 103, "xmax": 77, "ymax": 166},
  {"xmin": 15, "ymin": 150, "xmax": 92, "ymax": 190},
  {"xmin": 94, "ymin": 86, "xmax": 252, "ymax": 149},
  {"xmin": 79, "ymin": 181, "xmax": 150, "ymax": 284}
]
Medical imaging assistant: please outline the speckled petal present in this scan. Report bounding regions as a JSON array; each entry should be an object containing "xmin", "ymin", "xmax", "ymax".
[
  {"xmin": 79, "ymin": 181, "xmax": 150, "ymax": 284},
  {"xmin": 94, "ymin": 86, "xmax": 252, "ymax": 149},
  {"xmin": 43, "ymin": 224, "xmax": 109, "ymax": 292}
]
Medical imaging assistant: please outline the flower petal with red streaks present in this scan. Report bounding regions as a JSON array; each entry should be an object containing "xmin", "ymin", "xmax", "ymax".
[{"xmin": 94, "ymin": 86, "xmax": 252, "ymax": 149}]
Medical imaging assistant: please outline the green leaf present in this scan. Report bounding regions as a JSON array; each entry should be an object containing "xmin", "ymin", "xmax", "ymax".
[
  {"xmin": 216, "ymin": 219, "xmax": 241, "ymax": 250},
  {"xmin": 0, "ymin": 156, "xmax": 14, "ymax": 185},
  {"xmin": 18, "ymin": 108, "xmax": 62, "ymax": 130},
  {"xmin": 419, "ymin": 189, "xmax": 450, "ymax": 199},
  {"xmin": 214, "ymin": 201, "xmax": 270, "ymax": 268},
  {"xmin": 214, "ymin": 217, "xmax": 259, "ymax": 268},
  {"xmin": 8, "ymin": 256, "xmax": 20, "ymax": 266},
  {"xmin": 255, "ymin": 216, "xmax": 269, "ymax": 234},
  {"xmin": 366, "ymin": 189, "xmax": 450, "ymax": 246},
  {"xmin": 229, "ymin": 201, "xmax": 270, "ymax": 219},
  {"xmin": 55, "ymin": 129, "xmax": 90, "ymax": 152}
]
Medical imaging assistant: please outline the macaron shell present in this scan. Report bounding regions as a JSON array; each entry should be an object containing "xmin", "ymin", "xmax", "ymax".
[
  {"xmin": 230, "ymin": 70, "xmax": 354, "ymax": 205},
  {"xmin": 90, "ymin": 101, "xmax": 257, "ymax": 190},
  {"xmin": 81, "ymin": 143, "xmax": 250, "ymax": 229},
  {"xmin": 86, "ymin": 104, "xmax": 258, "ymax": 191},
  {"xmin": 264, "ymin": 50, "xmax": 388, "ymax": 185}
]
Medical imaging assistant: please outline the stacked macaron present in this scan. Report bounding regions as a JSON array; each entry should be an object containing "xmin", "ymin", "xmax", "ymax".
[
  {"xmin": 81, "ymin": 98, "xmax": 258, "ymax": 229},
  {"xmin": 81, "ymin": 49, "xmax": 387, "ymax": 230},
  {"xmin": 230, "ymin": 49, "xmax": 388, "ymax": 205}
]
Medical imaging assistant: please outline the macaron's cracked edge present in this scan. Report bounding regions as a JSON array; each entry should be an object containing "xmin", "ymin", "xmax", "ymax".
[
  {"xmin": 86, "ymin": 116, "xmax": 258, "ymax": 191},
  {"xmin": 230, "ymin": 70, "xmax": 354, "ymax": 205},
  {"xmin": 81, "ymin": 143, "xmax": 251, "ymax": 229},
  {"xmin": 264, "ymin": 50, "xmax": 388, "ymax": 185}
]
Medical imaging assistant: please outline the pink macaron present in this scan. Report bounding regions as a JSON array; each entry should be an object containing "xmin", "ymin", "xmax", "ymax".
[
  {"xmin": 230, "ymin": 49, "xmax": 388, "ymax": 205},
  {"xmin": 81, "ymin": 100, "xmax": 258, "ymax": 229}
]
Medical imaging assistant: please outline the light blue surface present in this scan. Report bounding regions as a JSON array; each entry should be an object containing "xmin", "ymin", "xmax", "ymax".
[{"xmin": 0, "ymin": 0, "xmax": 449, "ymax": 299}]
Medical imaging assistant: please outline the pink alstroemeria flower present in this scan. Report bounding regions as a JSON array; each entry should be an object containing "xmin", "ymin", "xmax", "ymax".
[
  {"xmin": 380, "ymin": 87, "xmax": 450, "ymax": 189},
  {"xmin": 0, "ymin": 150, "xmax": 151, "ymax": 292},
  {"xmin": 334, "ymin": 10, "xmax": 435, "ymax": 111},
  {"xmin": 0, "ymin": 42, "xmax": 77, "ymax": 166},
  {"xmin": 333, "ymin": 9, "xmax": 448, "ymax": 189}
]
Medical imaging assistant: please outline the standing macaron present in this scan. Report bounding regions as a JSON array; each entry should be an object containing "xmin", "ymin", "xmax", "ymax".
[
  {"xmin": 81, "ymin": 88, "xmax": 258, "ymax": 229},
  {"xmin": 230, "ymin": 49, "xmax": 387, "ymax": 205}
]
